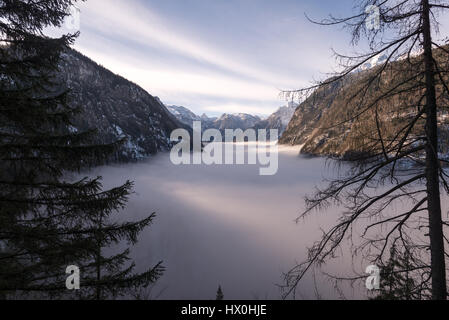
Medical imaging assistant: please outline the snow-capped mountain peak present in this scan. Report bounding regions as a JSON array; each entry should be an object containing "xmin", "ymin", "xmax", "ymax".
[{"xmin": 360, "ymin": 53, "xmax": 388, "ymax": 71}]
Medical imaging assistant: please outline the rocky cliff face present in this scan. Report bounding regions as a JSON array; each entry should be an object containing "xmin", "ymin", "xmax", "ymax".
[
  {"xmin": 167, "ymin": 105, "xmax": 202, "ymax": 126},
  {"xmin": 167, "ymin": 105, "xmax": 217, "ymax": 130},
  {"xmin": 279, "ymin": 48, "xmax": 449, "ymax": 159},
  {"xmin": 279, "ymin": 79, "xmax": 346, "ymax": 152},
  {"xmin": 253, "ymin": 102, "xmax": 297, "ymax": 138},
  {"xmin": 59, "ymin": 50, "xmax": 186, "ymax": 161}
]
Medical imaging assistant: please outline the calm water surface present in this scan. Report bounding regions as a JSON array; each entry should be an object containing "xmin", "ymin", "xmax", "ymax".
[{"xmin": 88, "ymin": 143, "xmax": 367, "ymax": 299}]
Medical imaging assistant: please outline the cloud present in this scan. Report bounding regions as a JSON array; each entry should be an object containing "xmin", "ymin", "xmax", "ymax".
[
  {"xmin": 59, "ymin": 0, "xmax": 343, "ymax": 115},
  {"xmin": 75, "ymin": 42, "xmax": 283, "ymax": 112},
  {"xmin": 77, "ymin": 0, "xmax": 301, "ymax": 87}
]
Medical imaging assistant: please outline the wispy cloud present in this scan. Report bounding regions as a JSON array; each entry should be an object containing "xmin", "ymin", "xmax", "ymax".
[
  {"xmin": 78, "ymin": 0, "xmax": 301, "ymax": 86},
  {"xmin": 67, "ymin": 0, "xmax": 348, "ymax": 115}
]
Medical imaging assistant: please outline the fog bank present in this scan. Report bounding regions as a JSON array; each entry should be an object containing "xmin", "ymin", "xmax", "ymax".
[{"xmin": 83, "ymin": 144, "xmax": 362, "ymax": 299}]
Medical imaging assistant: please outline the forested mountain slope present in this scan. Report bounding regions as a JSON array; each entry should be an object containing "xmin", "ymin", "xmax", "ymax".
[
  {"xmin": 59, "ymin": 50, "xmax": 187, "ymax": 161},
  {"xmin": 280, "ymin": 47, "xmax": 449, "ymax": 159}
]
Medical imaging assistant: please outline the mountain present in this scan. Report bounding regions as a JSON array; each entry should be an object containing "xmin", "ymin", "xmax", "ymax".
[
  {"xmin": 167, "ymin": 105, "xmax": 202, "ymax": 125},
  {"xmin": 213, "ymin": 113, "xmax": 261, "ymax": 132},
  {"xmin": 167, "ymin": 104, "xmax": 296, "ymax": 138},
  {"xmin": 59, "ymin": 50, "xmax": 187, "ymax": 161},
  {"xmin": 167, "ymin": 105, "xmax": 216, "ymax": 129},
  {"xmin": 167, "ymin": 107, "xmax": 261, "ymax": 132},
  {"xmin": 253, "ymin": 102, "xmax": 298, "ymax": 138},
  {"xmin": 359, "ymin": 53, "xmax": 388, "ymax": 71},
  {"xmin": 201, "ymin": 113, "xmax": 217, "ymax": 122},
  {"xmin": 279, "ymin": 46, "xmax": 449, "ymax": 159},
  {"xmin": 359, "ymin": 51, "xmax": 426, "ymax": 71}
]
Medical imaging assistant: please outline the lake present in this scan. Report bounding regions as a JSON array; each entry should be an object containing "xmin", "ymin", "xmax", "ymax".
[{"xmin": 86, "ymin": 143, "xmax": 368, "ymax": 300}]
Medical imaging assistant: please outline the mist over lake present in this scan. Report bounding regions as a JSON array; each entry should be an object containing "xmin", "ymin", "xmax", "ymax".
[{"xmin": 82, "ymin": 143, "xmax": 366, "ymax": 299}]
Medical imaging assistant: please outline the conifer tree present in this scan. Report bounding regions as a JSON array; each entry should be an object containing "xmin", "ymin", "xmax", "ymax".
[
  {"xmin": 216, "ymin": 285, "xmax": 224, "ymax": 301},
  {"xmin": 372, "ymin": 245, "xmax": 424, "ymax": 300},
  {"xmin": 282, "ymin": 0, "xmax": 449, "ymax": 299},
  {"xmin": 0, "ymin": 0, "xmax": 163, "ymax": 299}
]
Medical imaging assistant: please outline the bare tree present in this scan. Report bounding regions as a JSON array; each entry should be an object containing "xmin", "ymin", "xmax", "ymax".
[{"xmin": 282, "ymin": 0, "xmax": 449, "ymax": 300}]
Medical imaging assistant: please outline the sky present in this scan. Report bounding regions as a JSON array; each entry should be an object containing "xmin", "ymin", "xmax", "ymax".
[{"xmin": 56, "ymin": 0, "xmax": 447, "ymax": 117}]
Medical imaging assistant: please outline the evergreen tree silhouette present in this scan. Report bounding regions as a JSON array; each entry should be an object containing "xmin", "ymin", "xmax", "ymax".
[
  {"xmin": 0, "ymin": 0, "xmax": 163, "ymax": 298},
  {"xmin": 216, "ymin": 286, "xmax": 224, "ymax": 300}
]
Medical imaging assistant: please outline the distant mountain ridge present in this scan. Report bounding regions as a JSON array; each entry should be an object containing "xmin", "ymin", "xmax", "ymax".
[
  {"xmin": 214, "ymin": 113, "xmax": 261, "ymax": 132},
  {"xmin": 167, "ymin": 103, "xmax": 298, "ymax": 138}
]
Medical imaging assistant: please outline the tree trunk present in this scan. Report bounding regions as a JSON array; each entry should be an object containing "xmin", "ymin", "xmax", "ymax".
[
  {"xmin": 422, "ymin": 0, "xmax": 447, "ymax": 300},
  {"xmin": 96, "ymin": 217, "xmax": 102, "ymax": 300}
]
